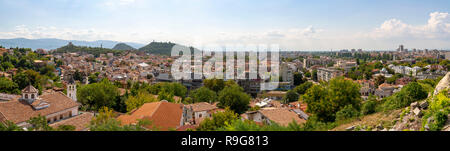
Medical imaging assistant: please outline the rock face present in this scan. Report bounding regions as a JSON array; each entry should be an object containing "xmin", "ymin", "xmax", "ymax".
[{"xmin": 434, "ymin": 72, "xmax": 450, "ymax": 95}]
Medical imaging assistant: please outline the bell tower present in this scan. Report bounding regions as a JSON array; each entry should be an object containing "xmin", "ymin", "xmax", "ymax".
[{"xmin": 67, "ymin": 77, "xmax": 77, "ymax": 102}]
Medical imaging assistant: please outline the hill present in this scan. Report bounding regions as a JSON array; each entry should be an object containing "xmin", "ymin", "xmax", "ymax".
[
  {"xmin": 138, "ymin": 42, "xmax": 176, "ymax": 56},
  {"xmin": 0, "ymin": 38, "xmax": 144, "ymax": 50},
  {"xmin": 53, "ymin": 42, "xmax": 123, "ymax": 57},
  {"xmin": 138, "ymin": 41, "xmax": 202, "ymax": 56},
  {"xmin": 113, "ymin": 43, "xmax": 136, "ymax": 50}
]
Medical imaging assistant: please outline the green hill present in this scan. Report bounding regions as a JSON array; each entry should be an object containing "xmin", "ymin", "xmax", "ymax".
[
  {"xmin": 112, "ymin": 43, "xmax": 136, "ymax": 50},
  {"xmin": 138, "ymin": 42, "xmax": 176, "ymax": 56},
  {"xmin": 138, "ymin": 42, "xmax": 202, "ymax": 56},
  {"xmin": 53, "ymin": 42, "xmax": 123, "ymax": 57}
]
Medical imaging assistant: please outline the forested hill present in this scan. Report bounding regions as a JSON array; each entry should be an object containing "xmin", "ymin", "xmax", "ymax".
[
  {"xmin": 53, "ymin": 42, "xmax": 123, "ymax": 57},
  {"xmin": 138, "ymin": 42, "xmax": 176, "ymax": 56},
  {"xmin": 113, "ymin": 43, "xmax": 136, "ymax": 50},
  {"xmin": 138, "ymin": 42, "xmax": 202, "ymax": 56}
]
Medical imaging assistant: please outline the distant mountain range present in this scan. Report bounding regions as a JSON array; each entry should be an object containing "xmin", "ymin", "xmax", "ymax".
[
  {"xmin": 0, "ymin": 38, "xmax": 202, "ymax": 56},
  {"xmin": 0, "ymin": 38, "xmax": 145, "ymax": 50}
]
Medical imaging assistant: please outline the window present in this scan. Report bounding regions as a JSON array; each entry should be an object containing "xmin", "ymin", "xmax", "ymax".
[
  {"xmin": 31, "ymin": 94, "xmax": 35, "ymax": 99},
  {"xmin": 25, "ymin": 94, "xmax": 28, "ymax": 99},
  {"xmin": 69, "ymin": 112, "xmax": 72, "ymax": 117},
  {"xmin": 60, "ymin": 115, "xmax": 64, "ymax": 120}
]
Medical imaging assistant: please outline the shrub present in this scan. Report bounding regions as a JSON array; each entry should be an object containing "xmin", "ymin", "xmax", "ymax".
[
  {"xmin": 361, "ymin": 100, "xmax": 377, "ymax": 115},
  {"xmin": 335, "ymin": 105, "xmax": 359, "ymax": 121}
]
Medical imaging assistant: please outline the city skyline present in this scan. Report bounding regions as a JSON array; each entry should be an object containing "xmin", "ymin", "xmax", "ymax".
[{"xmin": 0, "ymin": 0, "xmax": 450, "ymax": 50}]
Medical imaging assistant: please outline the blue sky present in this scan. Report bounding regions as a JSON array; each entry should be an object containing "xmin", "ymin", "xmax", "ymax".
[{"xmin": 1, "ymin": 0, "xmax": 450, "ymax": 50}]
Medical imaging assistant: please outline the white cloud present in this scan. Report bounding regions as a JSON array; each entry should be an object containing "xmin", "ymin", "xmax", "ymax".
[{"xmin": 368, "ymin": 12, "xmax": 450, "ymax": 39}]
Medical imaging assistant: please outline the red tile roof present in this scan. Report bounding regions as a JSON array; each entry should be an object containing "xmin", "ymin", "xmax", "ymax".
[
  {"xmin": 117, "ymin": 101, "xmax": 183, "ymax": 131},
  {"xmin": 50, "ymin": 112, "xmax": 94, "ymax": 131},
  {"xmin": 0, "ymin": 92, "xmax": 79, "ymax": 124}
]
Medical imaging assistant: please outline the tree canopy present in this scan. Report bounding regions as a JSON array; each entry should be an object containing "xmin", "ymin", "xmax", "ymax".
[
  {"xmin": 302, "ymin": 77, "xmax": 362, "ymax": 122},
  {"xmin": 77, "ymin": 79, "xmax": 120, "ymax": 111},
  {"xmin": 217, "ymin": 84, "xmax": 250, "ymax": 114}
]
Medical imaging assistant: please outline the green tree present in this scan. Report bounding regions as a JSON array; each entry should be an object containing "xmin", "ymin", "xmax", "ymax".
[
  {"xmin": 0, "ymin": 121, "xmax": 23, "ymax": 131},
  {"xmin": 293, "ymin": 82, "xmax": 313, "ymax": 95},
  {"xmin": 77, "ymin": 79, "xmax": 120, "ymax": 111},
  {"xmin": 203, "ymin": 78, "xmax": 225, "ymax": 92},
  {"xmin": 303, "ymin": 77, "xmax": 362, "ymax": 122},
  {"xmin": 382, "ymin": 82, "xmax": 428, "ymax": 110},
  {"xmin": 0, "ymin": 77, "xmax": 20, "ymax": 94},
  {"xmin": 13, "ymin": 70, "xmax": 42, "ymax": 89},
  {"xmin": 125, "ymin": 91, "xmax": 158, "ymax": 112},
  {"xmin": 335, "ymin": 105, "xmax": 359, "ymax": 121},
  {"xmin": 148, "ymin": 82, "xmax": 187, "ymax": 99},
  {"xmin": 361, "ymin": 95, "xmax": 378, "ymax": 115},
  {"xmin": 89, "ymin": 107, "xmax": 152, "ymax": 131},
  {"xmin": 190, "ymin": 87, "xmax": 217, "ymax": 103},
  {"xmin": 374, "ymin": 75, "xmax": 386, "ymax": 87},
  {"xmin": 197, "ymin": 108, "xmax": 238, "ymax": 131},
  {"xmin": 312, "ymin": 70, "xmax": 318, "ymax": 81},
  {"xmin": 217, "ymin": 85, "xmax": 250, "ymax": 114},
  {"xmin": 282, "ymin": 90, "xmax": 299, "ymax": 104},
  {"xmin": 27, "ymin": 115, "xmax": 53, "ymax": 131},
  {"xmin": 293, "ymin": 72, "xmax": 305, "ymax": 86}
]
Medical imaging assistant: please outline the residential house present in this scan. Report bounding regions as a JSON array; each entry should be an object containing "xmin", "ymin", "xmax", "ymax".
[
  {"xmin": 185, "ymin": 102, "xmax": 218, "ymax": 124},
  {"xmin": 375, "ymin": 83, "xmax": 397, "ymax": 98}
]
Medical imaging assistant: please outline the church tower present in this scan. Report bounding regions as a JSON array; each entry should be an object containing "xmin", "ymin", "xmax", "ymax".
[{"xmin": 67, "ymin": 77, "xmax": 77, "ymax": 102}]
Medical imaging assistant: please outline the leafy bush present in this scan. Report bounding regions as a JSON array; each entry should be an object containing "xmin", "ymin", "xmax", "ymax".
[
  {"xmin": 361, "ymin": 99, "xmax": 377, "ymax": 115},
  {"xmin": 422, "ymin": 89, "xmax": 450, "ymax": 131},
  {"xmin": 303, "ymin": 77, "xmax": 362, "ymax": 122},
  {"xmin": 382, "ymin": 82, "xmax": 428, "ymax": 111},
  {"xmin": 197, "ymin": 108, "xmax": 239, "ymax": 131},
  {"xmin": 335, "ymin": 105, "xmax": 359, "ymax": 121}
]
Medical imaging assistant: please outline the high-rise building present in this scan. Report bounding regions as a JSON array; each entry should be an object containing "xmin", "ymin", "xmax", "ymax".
[{"xmin": 397, "ymin": 45, "xmax": 404, "ymax": 52}]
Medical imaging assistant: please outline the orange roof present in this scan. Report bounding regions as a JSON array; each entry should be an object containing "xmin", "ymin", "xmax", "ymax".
[
  {"xmin": 0, "ymin": 92, "xmax": 79, "ymax": 124},
  {"xmin": 378, "ymin": 83, "xmax": 393, "ymax": 88},
  {"xmin": 259, "ymin": 108, "xmax": 306, "ymax": 126},
  {"xmin": 50, "ymin": 112, "xmax": 94, "ymax": 131},
  {"xmin": 117, "ymin": 101, "xmax": 183, "ymax": 131},
  {"xmin": 187, "ymin": 102, "xmax": 217, "ymax": 112}
]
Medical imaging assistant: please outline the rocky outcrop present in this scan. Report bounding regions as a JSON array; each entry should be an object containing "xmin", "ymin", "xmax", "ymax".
[
  {"xmin": 391, "ymin": 100, "xmax": 429, "ymax": 131},
  {"xmin": 434, "ymin": 72, "xmax": 450, "ymax": 96}
]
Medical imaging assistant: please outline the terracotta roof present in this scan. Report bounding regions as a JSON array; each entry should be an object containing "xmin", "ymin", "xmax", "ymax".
[
  {"xmin": 22, "ymin": 85, "xmax": 38, "ymax": 93},
  {"xmin": 187, "ymin": 102, "xmax": 217, "ymax": 112},
  {"xmin": 378, "ymin": 83, "xmax": 393, "ymax": 88},
  {"xmin": 259, "ymin": 108, "xmax": 306, "ymax": 126},
  {"xmin": 117, "ymin": 101, "xmax": 183, "ymax": 131},
  {"xmin": 50, "ymin": 112, "xmax": 94, "ymax": 131},
  {"xmin": 0, "ymin": 92, "xmax": 79, "ymax": 124}
]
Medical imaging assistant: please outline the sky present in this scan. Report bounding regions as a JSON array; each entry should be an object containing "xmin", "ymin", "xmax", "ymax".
[{"xmin": 0, "ymin": 0, "xmax": 450, "ymax": 50}]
